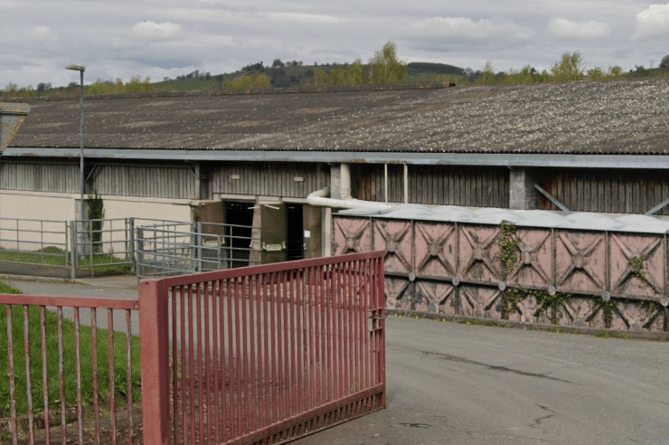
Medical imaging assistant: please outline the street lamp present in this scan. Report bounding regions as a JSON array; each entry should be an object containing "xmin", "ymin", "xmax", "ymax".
[{"xmin": 65, "ymin": 64, "xmax": 85, "ymax": 223}]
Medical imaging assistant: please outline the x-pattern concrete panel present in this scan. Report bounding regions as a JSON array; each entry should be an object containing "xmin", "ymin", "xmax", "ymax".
[
  {"xmin": 609, "ymin": 234, "xmax": 664, "ymax": 300},
  {"xmin": 374, "ymin": 220, "xmax": 413, "ymax": 275},
  {"xmin": 414, "ymin": 222, "xmax": 457, "ymax": 280},
  {"xmin": 459, "ymin": 225, "xmax": 502, "ymax": 285},
  {"xmin": 333, "ymin": 218, "xmax": 372, "ymax": 256},
  {"xmin": 556, "ymin": 231, "xmax": 606, "ymax": 295}
]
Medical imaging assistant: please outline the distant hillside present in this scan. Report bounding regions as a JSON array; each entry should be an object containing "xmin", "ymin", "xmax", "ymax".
[{"xmin": 408, "ymin": 62, "xmax": 466, "ymax": 77}]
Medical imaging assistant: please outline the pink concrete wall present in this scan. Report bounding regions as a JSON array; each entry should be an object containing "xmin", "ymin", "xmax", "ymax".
[{"xmin": 333, "ymin": 215, "xmax": 669, "ymax": 332}]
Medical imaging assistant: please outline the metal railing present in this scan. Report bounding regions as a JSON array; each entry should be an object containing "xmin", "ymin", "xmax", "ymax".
[
  {"xmin": 140, "ymin": 251, "xmax": 387, "ymax": 445},
  {"xmin": 71, "ymin": 218, "xmax": 136, "ymax": 279},
  {"xmin": 135, "ymin": 221, "xmax": 261, "ymax": 278},
  {"xmin": 0, "ymin": 217, "xmax": 70, "ymax": 272},
  {"xmin": 0, "ymin": 293, "xmax": 141, "ymax": 445},
  {"xmin": 0, "ymin": 217, "xmax": 260, "ymax": 280}
]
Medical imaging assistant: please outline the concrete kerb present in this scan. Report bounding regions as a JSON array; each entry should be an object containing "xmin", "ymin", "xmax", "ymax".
[
  {"xmin": 0, "ymin": 273, "xmax": 139, "ymax": 289},
  {"xmin": 389, "ymin": 309, "xmax": 669, "ymax": 342}
]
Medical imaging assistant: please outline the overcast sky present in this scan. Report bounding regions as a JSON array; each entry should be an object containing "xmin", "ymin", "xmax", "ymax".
[{"xmin": 1, "ymin": 0, "xmax": 669, "ymax": 89}]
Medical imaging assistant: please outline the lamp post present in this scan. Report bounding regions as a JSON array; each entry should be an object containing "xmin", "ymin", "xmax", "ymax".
[{"xmin": 65, "ymin": 64, "xmax": 85, "ymax": 223}]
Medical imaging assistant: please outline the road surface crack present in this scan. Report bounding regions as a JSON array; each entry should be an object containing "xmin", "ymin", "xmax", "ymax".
[
  {"xmin": 529, "ymin": 404, "xmax": 556, "ymax": 433},
  {"xmin": 419, "ymin": 349, "xmax": 572, "ymax": 383}
]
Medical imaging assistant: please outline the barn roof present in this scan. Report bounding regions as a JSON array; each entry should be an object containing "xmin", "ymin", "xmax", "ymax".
[{"xmin": 7, "ymin": 77, "xmax": 669, "ymax": 156}]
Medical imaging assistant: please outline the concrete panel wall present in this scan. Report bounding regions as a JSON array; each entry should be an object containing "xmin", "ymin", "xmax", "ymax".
[{"xmin": 333, "ymin": 215, "xmax": 669, "ymax": 332}]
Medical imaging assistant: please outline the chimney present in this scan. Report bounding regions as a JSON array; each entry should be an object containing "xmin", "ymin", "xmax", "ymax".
[{"xmin": 0, "ymin": 103, "xmax": 30, "ymax": 154}]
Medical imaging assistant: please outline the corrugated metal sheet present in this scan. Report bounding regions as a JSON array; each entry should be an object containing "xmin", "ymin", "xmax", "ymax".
[
  {"xmin": 0, "ymin": 161, "xmax": 78, "ymax": 193},
  {"xmin": 93, "ymin": 165, "xmax": 195, "ymax": 199},
  {"xmin": 211, "ymin": 162, "xmax": 329, "ymax": 198},
  {"xmin": 358, "ymin": 164, "xmax": 509, "ymax": 208},
  {"xmin": 538, "ymin": 168, "xmax": 669, "ymax": 215}
]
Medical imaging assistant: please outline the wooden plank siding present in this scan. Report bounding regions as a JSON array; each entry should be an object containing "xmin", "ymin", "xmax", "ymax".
[
  {"xmin": 93, "ymin": 164, "xmax": 196, "ymax": 199},
  {"xmin": 357, "ymin": 164, "xmax": 510, "ymax": 208},
  {"xmin": 536, "ymin": 168, "xmax": 669, "ymax": 215},
  {"xmin": 0, "ymin": 161, "xmax": 78, "ymax": 193},
  {"xmin": 211, "ymin": 162, "xmax": 330, "ymax": 199}
]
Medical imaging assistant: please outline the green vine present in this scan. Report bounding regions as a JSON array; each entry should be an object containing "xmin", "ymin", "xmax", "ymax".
[
  {"xmin": 86, "ymin": 192, "xmax": 104, "ymax": 253},
  {"xmin": 497, "ymin": 220, "xmax": 571, "ymax": 324},
  {"xmin": 499, "ymin": 221, "xmax": 520, "ymax": 277},
  {"xmin": 534, "ymin": 290, "xmax": 573, "ymax": 325},
  {"xmin": 599, "ymin": 299, "xmax": 618, "ymax": 329},
  {"xmin": 629, "ymin": 256, "xmax": 655, "ymax": 293},
  {"xmin": 640, "ymin": 300, "xmax": 668, "ymax": 331}
]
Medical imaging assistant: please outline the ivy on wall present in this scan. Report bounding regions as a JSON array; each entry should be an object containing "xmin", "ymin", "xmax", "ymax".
[{"xmin": 498, "ymin": 220, "xmax": 572, "ymax": 325}]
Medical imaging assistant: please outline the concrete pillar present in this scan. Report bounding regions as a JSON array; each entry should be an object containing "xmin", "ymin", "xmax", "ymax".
[
  {"xmin": 509, "ymin": 167, "xmax": 539, "ymax": 210},
  {"xmin": 330, "ymin": 164, "xmax": 342, "ymax": 199}
]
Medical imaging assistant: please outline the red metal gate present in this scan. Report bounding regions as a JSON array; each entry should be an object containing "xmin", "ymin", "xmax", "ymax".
[{"xmin": 140, "ymin": 251, "xmax": 386, "ymax": 445}]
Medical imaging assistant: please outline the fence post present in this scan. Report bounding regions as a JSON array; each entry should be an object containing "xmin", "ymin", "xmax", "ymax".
[
  {"xmin": 196, "ymin": 221, "xmax": 203, "ymax": 273},
  {"xmin": 70, "ymin": 221, "xmax": 77, "ymax": 280},
  {"xmin": 128, "ymin": 218, "xmax": 136, "ymax": 272},
  {"xmin": 136, "ymin": 228, "xmax": 144, "ymax": 278},
  {"xmin": 139, "ymin": 278, "xmax": 170, "ymax": 445}
]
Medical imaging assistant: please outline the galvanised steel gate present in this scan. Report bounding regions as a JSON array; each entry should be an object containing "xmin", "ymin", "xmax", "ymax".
[{"xmin": 140, "ymin": 251, "xmax": 386, "ymax": 445}]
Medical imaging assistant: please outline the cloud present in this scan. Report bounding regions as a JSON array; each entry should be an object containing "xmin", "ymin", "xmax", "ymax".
[
  {"xmin": 32, "ymin": 26, "xmax": 56, "ymax": 42},
  {"xmin": 263, "ymin": 12, "xmax": 345, "ymax": 24},
  {"xmin": 131, "ymin": 21, "xmax": 183, "ymax": 42},
  {"xmin": 402, "ymin": 17, "xmax": 531, "ymax": 51},
  {"xmin": 547, "ymin": 18, "xmax": 611, "ymax": 39},
  {"xmin": 632, "ymin": 3, "xmax": 669, "ymax": 40}
]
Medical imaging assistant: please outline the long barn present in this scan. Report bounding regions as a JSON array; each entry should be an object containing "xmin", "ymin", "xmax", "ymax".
[{"xmin": 2, "ymin": 78, "xmax": 669, "ymax": 260}]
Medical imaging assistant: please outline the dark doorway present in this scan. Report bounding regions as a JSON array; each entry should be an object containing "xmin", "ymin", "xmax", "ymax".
[
  {"xmin": 286, "ymin": 204, "xmax": 304, "ymax": 261},
  {"xmin": 224, "ymin": 201, "xmax": 254, "ymax": 268}
]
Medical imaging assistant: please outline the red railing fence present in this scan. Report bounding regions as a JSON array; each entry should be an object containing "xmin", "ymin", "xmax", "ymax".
[
  {"xmin": 0, "ymin": 294, "xmax": 140, "ymax": 445},
  {"xmin": 140, "ymin": 251, "xmax": 386, "ymax": 445}
]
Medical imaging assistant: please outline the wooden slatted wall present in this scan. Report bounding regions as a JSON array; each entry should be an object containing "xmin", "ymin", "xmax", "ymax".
[
  {"xmin": 0, "ymin": 161, "xmax": 78, "ymax": 193},
  {"xmin": 211, "ymin": 162, "xmax": 330, "ymax": 198},
  {"xmin": 357, "ymin": 164, "xmax": 510, "ymax": 208},
  {"xmin": 93, "ymin": 165, "xmax": 196, "ymax": 199},
  {"xmin": 537, "ymin": 168, "xmax": 669, "ymax": 215}
]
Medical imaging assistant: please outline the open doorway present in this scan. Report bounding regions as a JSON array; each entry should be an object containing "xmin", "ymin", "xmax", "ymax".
[
  {"xmin": 286, "ymin": 204, "xmax": 304, "ymax": 261},
  {"xmin": 224, "ymin": 201, "xmax": 254, "ymax": 268}
]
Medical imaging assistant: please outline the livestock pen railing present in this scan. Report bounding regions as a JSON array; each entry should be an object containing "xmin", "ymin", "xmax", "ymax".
[
  {"xmin": 140, "ymin": 251, "xmax": 386, "ymax": 445},
  {"xmin": 0, "ymin": 292, "xmax": 141, "ymax": 445},
  {"xmin": 0, "ymin": 217, "xmax": 71, "ymax": 272},
  {"xmin": 136, "ymin": 221, "xmax": 261, "ymax": 278},
  {"xmin": 0, "ymin": 217, "xmax": 260, "ymax": 279}
]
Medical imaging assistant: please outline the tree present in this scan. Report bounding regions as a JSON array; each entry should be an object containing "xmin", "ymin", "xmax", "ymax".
[
  {"xmin": 272, "ymin": 59, "xmax": 284, "ymax": 67},
  {"xmin": 660, "ymin": 54, "xmax": 669, "ymax": 70},
  {"xmin": 550, "ymin": 52, "xmax": 584, "ymax": 82},
  {"xmin": 368, "ymin": 41, "xmax": 408, "ymax": 84}
]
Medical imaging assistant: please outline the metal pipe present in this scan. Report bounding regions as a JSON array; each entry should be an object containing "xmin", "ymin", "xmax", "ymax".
[{"xmin": 306, "ymin": 187, "xmax": 394, "ymax": 211}]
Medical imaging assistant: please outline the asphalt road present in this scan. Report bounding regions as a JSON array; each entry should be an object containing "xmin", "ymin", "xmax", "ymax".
[{"xmin": 5, "ymin": 277, "xmax": 669, "ymax": 445}]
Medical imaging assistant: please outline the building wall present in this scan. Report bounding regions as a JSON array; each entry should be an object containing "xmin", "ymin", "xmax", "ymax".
[
  {"xmin": 537, "ymin": 168, "xmax": 669, "ymax": 215},
  {"xmin": 357, "ymin": 164, "xmax": 510, "ymax": 208},
  {"xmin": 211, "ymin": 161, "xmax": 330, "ymax": 198},
  {"xmin": 92, "ymin": 164, "xmax": 196, "ymax": 199},
  {"xmin": 0, "ymin": 161, "xmax": 78, "ymax": 193}
]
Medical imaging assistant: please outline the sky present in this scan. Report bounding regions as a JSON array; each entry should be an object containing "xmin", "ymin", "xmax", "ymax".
[{"xmin": 1, "ymin": 0, "xmax": 669, "ymax": 89}]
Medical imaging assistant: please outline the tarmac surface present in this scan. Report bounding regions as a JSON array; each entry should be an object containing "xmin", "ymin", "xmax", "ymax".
[{"xmin": 3, "ymin": 274, "xmax": 669, "ymax": 445}]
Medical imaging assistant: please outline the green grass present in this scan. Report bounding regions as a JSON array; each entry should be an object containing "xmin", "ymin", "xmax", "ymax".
[
  {"xmin": 0, "ymin": 280, "xmax": 142, "ymax": 416},
  {"xmin": 0, "ymin": 248, "xmax": 132, "ymax": 274}
]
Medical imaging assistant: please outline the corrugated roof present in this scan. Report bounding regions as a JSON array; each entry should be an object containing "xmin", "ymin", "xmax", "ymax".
[{"xmin": 9, "ymin": 77, "xmax": 669, "ymax": 155}]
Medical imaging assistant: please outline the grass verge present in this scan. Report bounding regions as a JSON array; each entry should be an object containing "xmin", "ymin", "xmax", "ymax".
[{"xmin": 0, "ymin": 280, "xmax": 141, "ymax": 417}]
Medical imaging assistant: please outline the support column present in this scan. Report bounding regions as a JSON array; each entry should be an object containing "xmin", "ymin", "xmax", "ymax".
[{"xmin": 509, "ymin": 167, "xmax": 539, "ymax": 210}]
